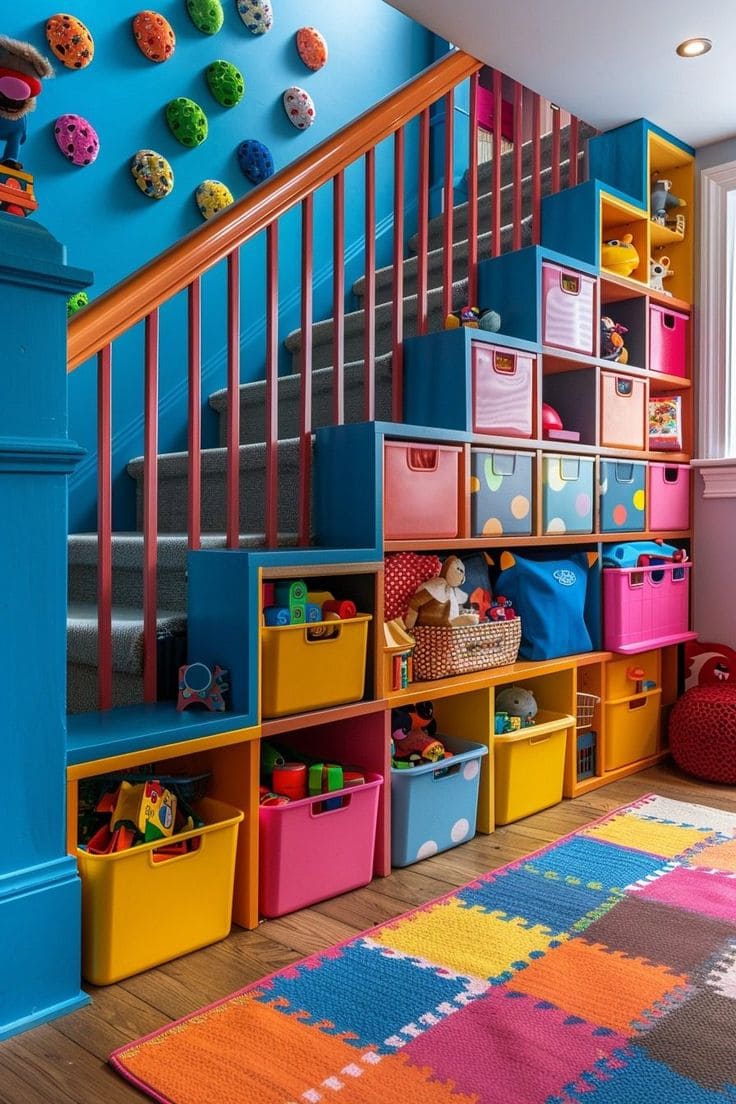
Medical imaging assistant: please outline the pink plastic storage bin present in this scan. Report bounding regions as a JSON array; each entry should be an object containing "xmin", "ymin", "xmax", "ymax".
[
  {"xmin": 649, "ymin": 305, "xmax": 688, "ymax": 377},
  {"xmin": 259, "ymin": 774, "xmax": 382, "ymax": 918},
  {"xmin": 649, "ymin": 463, "xmax": 691, "ymax": 531},
  {"xmin": 384, "ymin": 441, "xmax": 460, "ymax": 540},
  {"xmin": 600, "ymin": 373, "xmax": 646, "ymax": 450},
  {"xmin": 472, "ymin": 342, "xmax": 534, "ymax": 437},
  {"xmin": 542, "ymin": 262, "xmax": 596, "ymax": 355},
  {"xmin": 603, "ymin": 562, "xmax": 696, "ymax": 653}
]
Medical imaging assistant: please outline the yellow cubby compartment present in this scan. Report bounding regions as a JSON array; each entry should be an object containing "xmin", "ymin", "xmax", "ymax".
[
  {"xmin": 648, "ymin": 132, "xmax": 694, "ymax": 305},
  {"xmin": 604, "ymin": 688, "xmax": 663, "ymax": 771},
  {"xmin": 600, "ymin": 192, "xmax": 649, "ymax": 287},
  {"xmin": 605, "ymin": 649, "xmax": 661, "ymax": 700},
  {"xmin": 494, "ymin": 710, "xmax": 575, "ymax": 825}
]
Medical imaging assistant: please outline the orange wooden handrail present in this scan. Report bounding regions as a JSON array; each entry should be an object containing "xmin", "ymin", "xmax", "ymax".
[{"xmin": 67, "ymin": 48, "xmax": 482, "ymax": 373}]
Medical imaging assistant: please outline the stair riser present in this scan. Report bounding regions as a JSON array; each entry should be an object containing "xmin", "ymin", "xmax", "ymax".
[{"xmin": 68, "ymin": 564, "xmax": 187, "ymax": 611}]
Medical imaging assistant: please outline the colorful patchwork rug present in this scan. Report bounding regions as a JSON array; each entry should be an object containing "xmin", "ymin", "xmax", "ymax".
[{"xmin": 111, "ymin": 794, "xmax": 736, "ymax": 1103}]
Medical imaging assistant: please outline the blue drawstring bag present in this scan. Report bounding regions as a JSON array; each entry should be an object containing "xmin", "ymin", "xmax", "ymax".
[{"xmin": 494, "ymin": 552, "xmax": 593, "ymax": 660}]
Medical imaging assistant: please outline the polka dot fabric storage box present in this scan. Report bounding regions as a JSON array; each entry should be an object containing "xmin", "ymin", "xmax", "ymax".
[
  {"xmin": 599, "ymin": 459, "xmax": 646, "ymax": 532},
  {"xmin": 470, "ymin": 449, "xmax": 533, "ymax": 537},
  {"xmin": 541, "ymin": 454, "xmax": 594, "ymax": 534},
  {"xmin": 390, "ymin": 737, "xmax": 488, "ymax": 867}
]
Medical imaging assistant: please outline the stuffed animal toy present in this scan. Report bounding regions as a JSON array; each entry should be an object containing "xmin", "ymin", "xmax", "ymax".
[
  {"xmin": 650, "ymin": 178, "xmax": 686, "ymax": 226},
  {"xmin": 600, "ymin": 234, "xmax": 639, "ymax": 278},
  {"xmin": 0, "ymin": 36, "xmax": 53, "ymax": 169},
  {"xmin": 404, "ymin": 554, "xmax": 480, "ymax": 629},
  {"xmin": 600, "ymin": 316, "xmax": 629, "ymax": 363},
  {"xmin": 445, "ymin": 305, "xmax": 501, "ymax": 332},
  {"xmin": 496, "ymin": 685, "xmax": 537, "ymax": 723},
  {"xmin": 649, "ymin": 255, "xmax": 674, "ymax": 295}
]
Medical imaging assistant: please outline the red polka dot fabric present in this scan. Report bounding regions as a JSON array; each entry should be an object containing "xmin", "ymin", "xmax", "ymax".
[
  {"xmin": 384, "ymin": 552, "xmax": 442, "ymax": 621},
  {"xmin": 669, "ymin": 685, "xmax": 736, "ymax": 783}
]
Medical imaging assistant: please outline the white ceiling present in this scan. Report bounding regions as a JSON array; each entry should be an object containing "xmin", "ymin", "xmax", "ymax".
[{"xmin": 387, "ymin": 0, "xmax": 736, "ymax": 150}]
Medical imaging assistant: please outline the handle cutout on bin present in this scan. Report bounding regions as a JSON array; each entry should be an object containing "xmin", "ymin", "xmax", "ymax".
[
  {"xmin": 433, "ymin": 762, "xmax": 462, "ymax": 781},
  {"xmin": 663, "ymin": 313, "xmax": 676, "ymax": 330},
  {"xmin": 560, "ymin": 457, "xmax": 581, "ymax": 482},
  {"xmin": 614, "ymin": 463, "xmax": 635, "ymax": 485},
  {"xmin": 530, "ymin": 733, "xmax": 551, "ymax": 746},
  {"xmin": 560, "ymin": 272, "xmax": 581, "ymax": 295},
  {"xmin": 493, "ymin": 351, "xmax": 517, "ymax": 376},
  {"xmin": 615, "ymin": 377, "xmax": 634, "ymax": 398},
  {"xmin": 407, "ymin": 447, "xmax": 440, "ymax": 472},
  {"xmin": 305, "ymin": 623, "xmax": 343, "ymax": 643},
  {"xmin": 150, "ymin": 836, "xmax": 202, "ymax": 864},
  {"xmin": 628, "ymin": 697, "xmax": 647, "ymax": 712},
  {"xmin": 310, "ymin": 793, "xmax": 351, "ymax": 816},
  {"xmin": 492, "ymin": 453, "xmax": 517, "ymax": 477},
  {"xmin": 663, "ymin": 466, "xmax": 680, "ymax": 484}
]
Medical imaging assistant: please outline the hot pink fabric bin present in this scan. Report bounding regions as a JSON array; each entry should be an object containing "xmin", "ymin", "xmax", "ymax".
[
  {"xmin": 541, "ymin": 262, "xmax": 596, "ymax": 355},
  {"xmin": 384, "ymin": 441, "xmax": 460, "ymax": 539},
  {"xmin": 649, "ymin": 305, "xmax": 688, "ymax": 377},
  {"xmin": 259, "ymin": 774, "xmax": 383, "ymax": 918},
  {"xmin": 648, "ymin": 463, "xmax": 691, "ymax": 531},
  {"xmin": 603, "ymin": 562, "xmax": 695, "ymax": 653}
]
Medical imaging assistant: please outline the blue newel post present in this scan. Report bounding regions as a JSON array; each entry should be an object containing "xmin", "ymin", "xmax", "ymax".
[{"xmin": 0, "ymin": 215, "xmax": 91, "ymax": 1039}]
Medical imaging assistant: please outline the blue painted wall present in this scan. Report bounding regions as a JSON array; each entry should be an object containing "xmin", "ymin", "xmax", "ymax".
[{"xmin": 11, "ymin": 2, "xmax": 435, "ymax": 529}]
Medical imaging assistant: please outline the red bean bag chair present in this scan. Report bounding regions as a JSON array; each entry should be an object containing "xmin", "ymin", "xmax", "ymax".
[{"xmin": 669, "ymin": 685, "xmax": 736, "ymax": 783}]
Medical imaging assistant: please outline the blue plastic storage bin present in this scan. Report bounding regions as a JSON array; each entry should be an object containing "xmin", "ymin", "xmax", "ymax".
[{"xmin": 390, "ymin": 736, "xmax": 488, "ymax": 867}]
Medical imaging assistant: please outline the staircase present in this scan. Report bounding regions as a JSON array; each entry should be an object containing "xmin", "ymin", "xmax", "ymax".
[{"xmin": 66, "ymin": 123, "xmax": 592, "ymax": 713}]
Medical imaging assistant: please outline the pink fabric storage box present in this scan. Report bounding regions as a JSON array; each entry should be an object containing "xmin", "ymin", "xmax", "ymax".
[
  {"xmin": 259, "ymin": 775, "xmax": 382, "ymax": 918},
  {"xmin": 600, "ymin": 373, "xmax": 646, "ymax": 450},
  {"xmin": 541, "ymin": 262, "xmax": 596, "ymax": 355},
  {"xmin": 649, "ymin": 305, "xmax": 688, "ymax": 377},
  {"xmin": 384, "ymin": 441, "xmax": 460, "ymax": 540},
  {"xmin": 603, "ymin": 562, "xmax": 696, "ymax": 653},
  {"xmin": 649, "ymin": 463, "xmax": 691, "ymax": 531},
  {"xmin": 472, "ymin": 343, "xmax": 534, "ymax": 437}
]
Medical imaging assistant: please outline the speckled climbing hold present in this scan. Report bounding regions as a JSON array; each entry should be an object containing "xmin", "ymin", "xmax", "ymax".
[
  {"xmin": 282, "ymin": 85, "xmax": 315, "ymax": 130},
  {"xmin": 186, "ymin": 0, "xmax": 224, "ymax": 34},
  {"xmin": 130, "ymin": 148, "xmax": 174, "ymax": 199},
  {"xmin": 206, "ymin": 60, "xmax": 244, "ymax": 107},
  {"xmin": 296, "ymin": 26, "xmax": 327, "ymax": 71},
  {"xmin": 67, "ymin": 290, "xmax": 89, "ymax": 317},
  {"xmin": 166, "ymin": 97, "xmax": 208, "ymax": 147},
  {"xmin": 195, "ymin": 179, "xmax": 234, "ymax": 220},
  {"xmin": 132, "ymin": 10, "xmax": 176, "ymax": 62},
  {"xmin": 237, "ymin": 138, "xmax": 274, "ymax": 184},
  {"xmin": 46, "ymin": 13, "xmax": 94, "ymax": 69},
  {"xmin": 236, "ymin": 0, "xmax": 273, "ymax": 35},
  {"xmin": 53, "ymin": 113, "xmax": 100, "ymax": 166}
]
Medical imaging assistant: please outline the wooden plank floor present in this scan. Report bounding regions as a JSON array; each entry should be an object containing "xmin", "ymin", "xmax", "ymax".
[{"xmin": 1, "ymin": 761, "xmax": 735, "ymax": 1103}]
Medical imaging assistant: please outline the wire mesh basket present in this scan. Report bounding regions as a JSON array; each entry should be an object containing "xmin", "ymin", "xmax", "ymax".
[{"xmin": 576, "ymin": 691, "xmax": 600, "ymax": 730}]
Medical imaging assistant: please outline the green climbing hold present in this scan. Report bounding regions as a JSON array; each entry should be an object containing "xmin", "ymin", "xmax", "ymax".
[
  {"xmin": 166, "ymin": 97, "xmax": 208, "ymax": 147},
  {"xmin": 206, "ymin": 60, "xmax": 245, "ymax": 108},
  {"xmin": 186, "ymin": 0, "xmax": 224, "ymax": 35},
  {"xmin": 67, "ymin": 291, "xmax": 89, "ymax": 318}
]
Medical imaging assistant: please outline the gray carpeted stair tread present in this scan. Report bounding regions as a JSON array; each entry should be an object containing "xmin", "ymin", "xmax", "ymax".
[
  {"xmin": 67, "ymin": 601, "xmax": 187, "ymax": 675},
  {"xmin": 127, "ymin": 437, "xmax": 304, "ymax": 535}
]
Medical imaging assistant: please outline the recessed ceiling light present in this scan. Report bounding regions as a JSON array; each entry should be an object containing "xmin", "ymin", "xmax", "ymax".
[{"xmin": 676, "ymin": 37, "xmax": 712, "ymax": 58}]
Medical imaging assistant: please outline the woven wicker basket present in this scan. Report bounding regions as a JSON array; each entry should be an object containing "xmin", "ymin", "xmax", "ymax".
[{"xmin": 411, "ymin": 618, "xmax": 522, "ymax": 681}]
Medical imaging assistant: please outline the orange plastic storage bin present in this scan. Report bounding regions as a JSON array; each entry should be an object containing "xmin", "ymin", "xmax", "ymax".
[
  {"xmin": 604, "ymin": 689, "xmax": 662, "ymax": 769},
  {"xmin": 261, "ymin": 615, "xmax": 372, "ymax": 717},
  {"xmin": 384, "ymin": 441, "xmax": 461, "ymax": 540},
  {"xmin": 600, "ymin": 372, "xmax": 646, "ymax": 450},
  {"xmin": 77, "ymin": 797, "xmax": 243, "ymax": 985}
]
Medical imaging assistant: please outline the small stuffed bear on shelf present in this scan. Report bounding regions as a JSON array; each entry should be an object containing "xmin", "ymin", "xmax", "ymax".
[{"xmin": 404, "ymin": 555, "xmax": 480, "ymax": 629}]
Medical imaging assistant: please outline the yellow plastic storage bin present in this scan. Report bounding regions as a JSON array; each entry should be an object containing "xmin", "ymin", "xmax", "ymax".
[
  {"xmin": 77, "ymin": 796, "xmax": 243, "ymax": 985},
  {"xmin": 494, "ymin": 710, "xmax": 574, "ymax": 825},
  {"xmin": 605, "ymin": 650, "xmax": 660, "ymax": 700},
  {"xmin": 261, "ymin": 614, "xmax": 372, "ymax": 718},
  {"xmin": 604, "ymin": 689, "xmax": 662, "ymax": 770}
]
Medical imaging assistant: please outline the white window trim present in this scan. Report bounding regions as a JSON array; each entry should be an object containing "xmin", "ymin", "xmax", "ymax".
[{"xmin": 699, "ymin": 160, "xmax": 736, "ymax": 459}]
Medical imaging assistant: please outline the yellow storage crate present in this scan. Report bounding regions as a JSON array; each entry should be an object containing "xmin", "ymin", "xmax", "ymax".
[
  {"xmin": 261, "ymin": 614, "xmax": 372, "ymax": 718},
  {"xmin": 605, "ymin": 650, "xmax": 660, "ymax": 700},
  {"xmin": 77, "ymin": 797, "xmax": 243, "ymax": 986},
  {"xmin": 604, "ymin": 689, "xmax": 662, "ymax": 770},
  {"xmin": 494, "ymin": 710, "xmax": 574, "ymax": 825}
]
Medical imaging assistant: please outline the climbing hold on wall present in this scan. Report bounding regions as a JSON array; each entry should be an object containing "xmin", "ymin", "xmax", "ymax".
[
  {"xmin": 195, "ymin": 179, "xmax": 234, "ymax": 220},
  {"xmin": 132, "ymin": 10, "xmax": 176, "ymax": 62},
  {"xmin": 67, "ymin": 291, "xmax": 89, "ymax": 317},
  {"xmin": 296, "ymin": 26, "xmax": 327, "ymax": 71},
  {"xmin": 206, "ymin": 60, "xmax": 245, "ymax": 107},
  {"xmin": 166, "ymin": 97, "xmax": 208, "ymax": 146},
  {"xmin": 130, "ymin": 148, "xmax": 174, "ymax": 198},
  {"xmin": 186, "ymin": 0, "xmax": 224, "ymax": 35},
  {"xmin": 53, "ymin": 113, "xmax": 99, "ymax": 166},
  {"xmin": 236, "ymin": 0, "xmax": 273, "ymax": 35},
  {"xmin": 45, "ymin": 13, "xmax": 94, "ymax": 69},
  {"xmin": 282, "ymin": 86, "xmax": 315, "ymax": 130},
  {"xmin": 237, "ymin": 139, "xmax": 274, "ymax": 183}
]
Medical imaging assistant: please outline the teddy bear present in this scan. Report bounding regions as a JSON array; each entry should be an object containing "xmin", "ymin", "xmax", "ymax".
[{"xmin": 404, "ymin": 555, "xmax": 480, "ymax": 629}]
